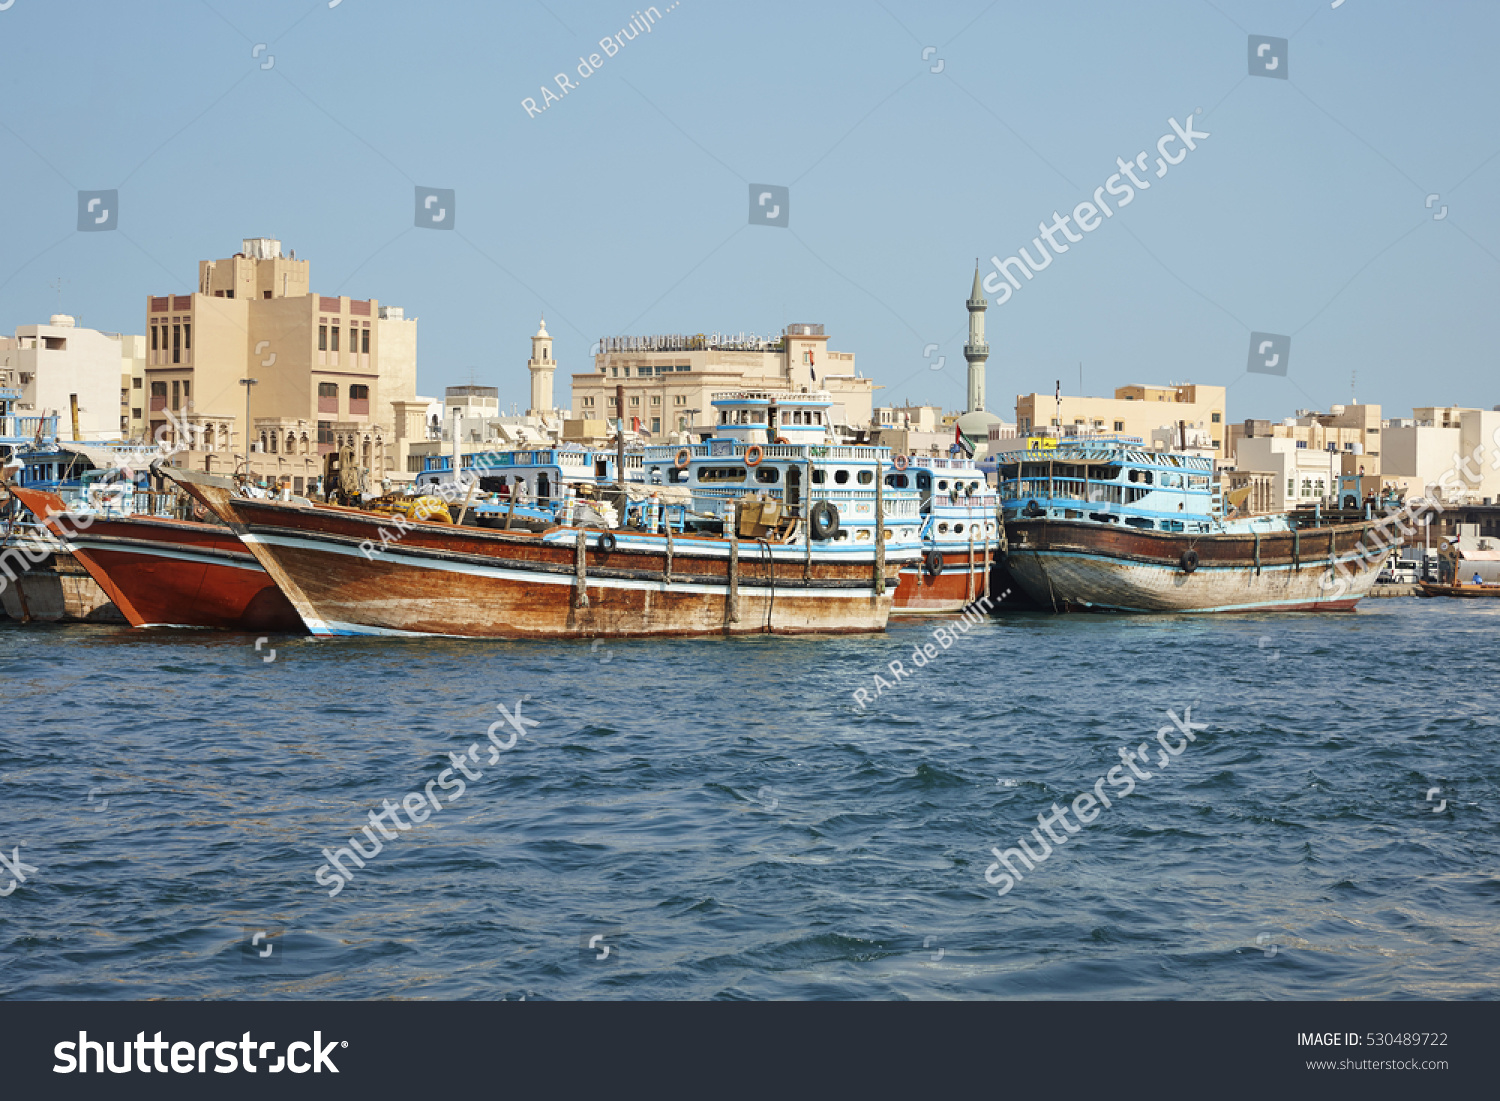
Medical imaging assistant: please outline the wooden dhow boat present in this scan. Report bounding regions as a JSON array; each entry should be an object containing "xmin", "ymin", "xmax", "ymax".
[
  {"xmin": 997, "ymin": 435, "xmax": 1384, "ymax": 614},
  {"xmin": 159, "ymin": 427, "xmax": 924, "ymax": 639},
  {"xmin": 5, "ymin": 481, "xmax": 302, "ymax": 632}
]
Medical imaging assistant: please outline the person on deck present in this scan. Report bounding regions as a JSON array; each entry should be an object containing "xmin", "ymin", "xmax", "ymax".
[{"xmin": 1474, "ymin": 572, "xmax": 1485, "ymax": 587}]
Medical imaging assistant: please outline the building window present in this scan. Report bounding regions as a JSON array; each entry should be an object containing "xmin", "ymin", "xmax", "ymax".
[
  {"xmin": 629, "ymin": 396, "xmax": 640, "ymax": 406},
  {"xmin": 318, "ymin": 421, "xmax": 333, "ymax": 444},
  {"xmin": 318, "ymin": 382, "xmax": 337, "ymax": 397},
  {"xmin": 674, "ymin": 395, "xmax": 686, "ymax": 405},
  {"xmin": 133, "ymin": 377, "xmax": 142, "ymax": 389},
  {"xmin": 1211, "ymin": 412, "xmax": 1221, "ymax": 423},
  {"xmin": 542, "ymin": 347, "xmax": 548, "ymax": 361},
  {"xmin": 677, "ymin": 416, "xmax": 687, "ymax": 430},
  {"xmin": 361, "ymin": 328, "xmax": 370, "ymax": 354},
  {"xmin": 607, "ymin": 397, "xmax": 617, "ymax": 409},
  {"xmin": 350, "ymin": 384, "xmax": 369, "ymax": 400},
  {"xmin": 651, "ymin": 418, "xmax": 661, "ymax": 433},
  {"xmin": 172, "ymin": 324, "xmax": 181, "ymax": 363},
  {"xmin": 150, "ymin": 327, "xmax": 158, "ymax": 351},
  {"xmin": 651, "ymin": 396, "xmax": 661, "ymax": 406},
  {"xmin": 319, "ymin": 324, "xmax": 328, "ymax": 351},
  {"xmin": 331, "ymin": 326, "xmax": 340, "ymax": 353},
  {"xmin": 581, "ymin": 396, "xmax": 594, "ymax": 407},
  {"xmin": 610, "ymin": 367, "xmax": 618, "ymax": 377},
  {"xmin": 1296, "ymin": 440, "xmax": 1307, "ymax": 449},
  {"xmin": 183, "ymin": 323, "xmax": 191, "ymax": 353},
  {"xmin": 171, "ymin": 380, "xmax": 180, "ymax": 411},
  {"xmin": 1113, "ymin": 421, "xmax": 1125, "ymax": 431},
  {"xmin": 132, "ymin": 407, "xmax": 142, "ymax": 419}
]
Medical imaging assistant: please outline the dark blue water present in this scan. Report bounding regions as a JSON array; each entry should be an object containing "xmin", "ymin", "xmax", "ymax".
[{"xmin": 1, "ymin": 598, "xmax": 1496, "ymax": 1000}]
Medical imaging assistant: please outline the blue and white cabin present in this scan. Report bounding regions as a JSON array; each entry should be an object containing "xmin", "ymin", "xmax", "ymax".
[
  {"xmin": 640, "ymin": 391, "xmax": 924, "ymax": 548},
  {"xmin": 418, "ymin": 446, "xmax": 617, "ymax": 499},
  {"xmin": 997, "ymin": 435, "xmax": 1235, "ymax": 532}
]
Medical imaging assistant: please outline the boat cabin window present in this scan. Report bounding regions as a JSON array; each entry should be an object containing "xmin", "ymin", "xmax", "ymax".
[
  {"xmin": 698, "ymin": 466, "xmax": 747, "ymax": 483},
  {"xmin": 668, "ymin": 467, "xmax": 687, "ymax": 484},
  {"xmin": 885, "ymin": 473, "xmax": 909, "ymax": 488},
  {"xmin": 1124, "ymin": 517, "xmax": 1155, "ymax": 530},
  {"xmin": 834, "ymin": 470, "xmax": 850, "ymax": 484},
  {"xmin": 754, "ymin": 466, "xmax": 779, "ymax": 484},
  {"xmin": 857, "ymin": 470, "xmax": 873, "ymax": 485},
  {"xmin": 812, "ymin": 469, "xmax": 827, "ymax": 484},
  {"xmin": 938, "ymin": 480, "xmax": 949, "ymax": 490}
]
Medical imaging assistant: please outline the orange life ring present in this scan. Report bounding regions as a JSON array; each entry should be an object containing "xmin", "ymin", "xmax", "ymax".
[
  {"xmin": 774, "ymin": 436, "xmax": 790, "ymax": 445},
  {"xmin": 674, "ymin": 448, "xmax": 691, "ymax": 469},
  {"xmin": 893, "ymin": 453, "xmax": 909, "ymax": 471},
  {"xmin": 744, "ymin": 444, "xmax": 764, "ymax": 467}
]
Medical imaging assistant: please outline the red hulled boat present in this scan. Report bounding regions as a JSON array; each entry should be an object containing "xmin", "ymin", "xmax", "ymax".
[{"xmin": 6, "ymin": 484, "xmax": 303, "ymax": 632}]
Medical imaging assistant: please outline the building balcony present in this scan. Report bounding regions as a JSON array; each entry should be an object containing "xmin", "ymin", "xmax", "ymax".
[
  {"xmin": 0, "ymin": 414, "xmax": 59, "ymax": 444},
  {"xmin": 964, "ymin": 342, "xmax": 990, "ymax": 357}
]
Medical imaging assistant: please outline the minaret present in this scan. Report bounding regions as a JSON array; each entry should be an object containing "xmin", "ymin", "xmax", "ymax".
[
  {"xmin": 963, "ymin": 262, "xmax": 988, "ymax": 412},
  {"xmin": 527, "ymin": 317, "xmax": 555, "ymax": 415}
]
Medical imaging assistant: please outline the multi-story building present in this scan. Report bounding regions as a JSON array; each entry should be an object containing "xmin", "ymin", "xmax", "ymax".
[
  {"xmin": 120, "ymin": 333, "xmax": 147, "ymax": 440},
  {"xmin": 1015, "ymin": 383, "xmax": 1227, "ymax": 460},
  {"xmin": 1383, "ymin": 406, "xmax": 1500, "ymax": 504},
  {"xmin": 570, "ymin": 324, "xmax": 876, "ymax": 440},
  {"xmin": 143, "ymin": 237, "xmax": 418, "ymax": 492},
  {"xmin": 1229, "ymin": 404, "xmax": 1384, "ymax": 511},
  {"xmin": 0, "ymin": 316, "xmax": 141, "ymax": 444}
]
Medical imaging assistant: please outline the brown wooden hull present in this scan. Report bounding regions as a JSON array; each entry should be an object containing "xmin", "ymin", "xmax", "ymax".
[
  {"xmin": 1418, "ymin": 582, "xmax": 1500, "ymax": 598},
  {"xmin": 0, "ymin": 546, "xmax": 125, "ymax": 623},
  {"xmin": 1003, "ymin": 517, "xmax": 1383, "ymax": 613},
  {"xmin": 8, "ymin": 486, "xmax": 303, "ymax": 632},
  {"xmin": 891, "ymin": 549, "xmax": 991, "ymax": 615},
  {"xmin": 167, "ymin": 472, "xmax": 912, "ymax": 638}
]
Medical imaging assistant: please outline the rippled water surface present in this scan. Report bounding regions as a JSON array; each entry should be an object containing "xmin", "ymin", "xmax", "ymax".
[{"xmin": 1, "ymin": 598, "xmax": 1497, "ymax": 1000}]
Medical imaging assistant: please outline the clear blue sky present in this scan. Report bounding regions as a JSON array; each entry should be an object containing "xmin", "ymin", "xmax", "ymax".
[{"xmin": 1, "ymin": 0, "xmax": 1496, "ymax": 424}]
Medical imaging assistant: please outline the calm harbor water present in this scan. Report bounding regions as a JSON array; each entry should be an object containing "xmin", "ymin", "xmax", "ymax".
[{"xmin": 0, "ymin": 598, "xmax": 1496, "ymax": 1001}]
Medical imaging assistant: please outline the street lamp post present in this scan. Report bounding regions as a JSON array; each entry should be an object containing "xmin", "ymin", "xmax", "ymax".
[{"xmin": 239, "ymin": 377, "xmax": 258, "ymax": 478}]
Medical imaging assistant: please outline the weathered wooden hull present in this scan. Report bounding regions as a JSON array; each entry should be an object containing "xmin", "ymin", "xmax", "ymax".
[
  {"xmin": 0, "ymin": 546, "xmax": 125, "ymax": 623},
  {"xmin": 892, "ymin": 548, "xmax": 992, "ymax": 615},
  {"xmin": 168, "ymin": 473, "xmax": 913, "ymax": 638},
  {"xmin": 1003, "ymin": 518, "xmax": 1382, "ymax": 613},
  {"xmin": 8, "ymin": 486, "xmax": 302, "ymax": 632}
]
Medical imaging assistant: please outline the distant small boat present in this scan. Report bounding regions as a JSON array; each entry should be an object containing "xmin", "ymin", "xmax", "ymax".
[
  {"xmin": 6, "ymin": 483, "xmax": 302, "ymax": 632},
  {"xmin": 1417, "ymin": 581, "xmax": 1500, "ymax": 598}
]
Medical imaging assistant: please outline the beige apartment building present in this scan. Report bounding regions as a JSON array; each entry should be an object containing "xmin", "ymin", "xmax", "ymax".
[
  {"xmin": 1015, "ymin": 384, "xmax": 1228, "ymax": 460},
  {"xmin": 1382, "ymin": 406, "xmax": 1500, "ymax": 504},
  {"xmin": 120, "ymin": 333, "xmax": 147, "ymax": 440},
  {"xmin": 1228, "ymin": 404, "xmax": 1383, "ymax": 511},
  {"xmin": 0, "ymin": 315, "xmax": 143, "ymax": 442},
  {"xmin": 144, "ymin": 237, "xmax": 419, "ymax": 492},
  {"xmin": 570, "ymin": 324, "xmax": 877, "ymax": 440}
]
